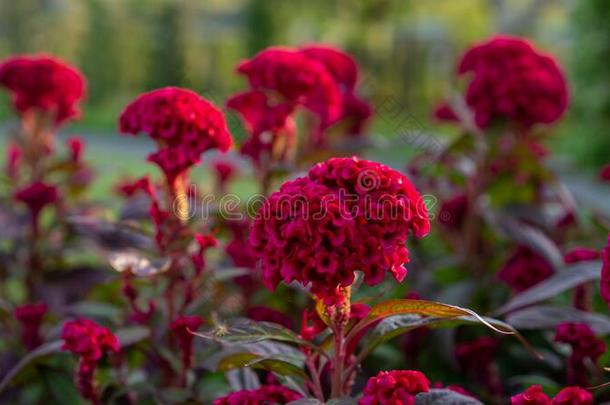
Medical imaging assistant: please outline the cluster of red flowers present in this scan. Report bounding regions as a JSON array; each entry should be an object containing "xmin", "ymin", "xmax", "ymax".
[
  {"xmin": 0, "ymin": 55, "xmax": 85, "ymax": 125},
  {"xmin": 512, "ymin": 385, "xmax": 593, "ymax": 405},
  {"xmin": 14, "ymin": 303, "xmax": 46, "ymax": 350},
  {"xmin": 229, "ymin": 45, "xmax": 371, "ymax": 165},
  {"xmin": 358, "ymin": 369, "xmax": 429, "ymax": 405},
  {"xmin": 438, "ymin": 35, "xmax": 568, "ymax": 130},
  {"xmin": 61, "ymin": 319, "xmax": 119, "ymax": 404},
  {"xmin": 214, "ymin": 384, "xmax": 302, "ymax": 405},
  {"xmin": 555, "ymin": 322, "xmax": 606, "ymax": 386},
  {"xmin": 119, "ymin": 87, "xmax": 232, "ymax": 186},
  {"xmin": 250, "ymin": 157, "xmax": 429, "ymax": 303},
  {"xmin": 498, "ymin": 246, "xmax": 553, "ymax": 292}
]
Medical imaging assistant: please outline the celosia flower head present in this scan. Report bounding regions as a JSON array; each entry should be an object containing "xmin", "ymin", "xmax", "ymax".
[
  {"xmin": 554, "ymin": 322, "xmax": 606, "ymax": 362},
  {"xmin": 61, "ymin": 319, "xmax": 119, "ymax": 361},
  {"xmin": 236, "ymin": 47, "xmax": 342, "ymax": 129},
  {"xmin": 214, "ymin": 385, "xmax": 302, "ymax": 405},
  {"xmin": 359, "ymin": 369, "xmax": 430, "ymax": 405},
  {"xmin": 511, "ymin": 385, "xmax": 550, "ymax": 405},
  {"xmin": 499, "ymin": 245, "xmax": 553, "ymax": 292},
  {"xmin": 119, "ymin": 87, "xmax": 232, "ymax": 185},
  {"xmin": 551, "ymin": 387, "xmax": 593, "ymax": 405},
  {"xmin": 250, "ymin": 157, "xmax": 429, "ymax": 304},
  {"xmin": 0, "ymin": 54, "xmax": 86, "ymax": 125},
  {"xmin": 14, "ymin": 303, "xmax": 47, "ymax": 350},
  {"xmin": 457, "ymin": 35, "xmax": 568, "ymax": 129}
]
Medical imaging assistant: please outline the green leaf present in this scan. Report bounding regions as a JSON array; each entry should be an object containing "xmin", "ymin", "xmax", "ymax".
[
  {"xmin": 0, "ymin": 340, "xmax": 63, "ymax": 394},
  {"xmin": 192, "ymin": 319, "xmax": 318, "ymax": 352},
  {"xmin": 415, "ymin": 389, "xmax": 483, "ymax": 404},
  {"xmin": 40, "ymin": 366, "xmax": 84, "ymax": 405},
  {"xmin": 66, "ymin": 301, "xmax": 122, "ymax": 321},
  {"xmin": 506, "ymin": 305, "xmax": 610, "ymax": 335},
  {"xmin": 497, "ymin": 261, "xmax": 602, "ymax": 314},
  {"xmin": 347, "ymin": 299, "xmax": 539, "ymax": 360},
  {"xmin": 203, "ymin": 341, "xmax": 305, "ymax": 372}
]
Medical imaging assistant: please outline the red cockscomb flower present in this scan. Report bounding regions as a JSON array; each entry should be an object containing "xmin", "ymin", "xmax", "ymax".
[
  {"xmin": 301, "ymin": 45, "xmax": 372, "ymax": 136},
  {"xmin": 250, "ymin": 157, "xmax": 429, "ymax": 304},
  {"xmin": 61, "ymin": 319, "xmax": 119, "ymax": 404},
  {"xmin": 551, "ymin": 387, "xmax": 593, "ymax": 405},
  {"xmin": 170, "ymin": 315, "xmax": 204, "ymax": 370},
  {"xmin": 214, "ymin": 385, "xmax": 302, "ymax": 405},
  {"xmin": 555, "ymin": 322, "xmax": 606, "ymax": 386},
  {"xmin": 499, "ymin": 246, "xmax": 553, "ymax": 292},
  {"xmin": 457, "ymin": 35, "xmax": 568, "ymax": 129},
  {"xmin": 14, "ymin": 181, "xmax": 59, "ymax": 235},
  {"xmin": 511, "ymin": 385, "xmax": 550, "ymax": 404},
  {"xmin": 14, "ymin": 303, "xmax": 47, "ymax": 350},
  {"xmin": 601, "ymin": 234, "xmax": 610, "ymax": 308},
  {"xmin": 0, "ymin": 55, "xmax": 85, "ymax": 125},
  {"xmin": 236, "ymin": 47, "xmax": 342, "ymax": 130},
  {"xmin": 359, "ymin": 370, "xmax": 430, "ymax": 405},
  {"xmin": 119, "ymin": 87, "xmax": 232, "ymax": 186},
  {"xmin": 61, "ymin": 319, "xmax": 119, "ymax": 361}
]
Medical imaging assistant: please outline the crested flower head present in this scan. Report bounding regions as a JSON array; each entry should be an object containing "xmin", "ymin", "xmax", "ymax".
[
  {"xmin": 214, "ymin": 385, "xmax": 302, "ymax": 405},
  {"xmin": 457, "ymin": 35, "xmax": 568, "ymax": 129},
  {"xmin": 14, "ymin": 303, "xmax": 47, "ymax": 350},
  {"xmin": 61, "ymin": 319, "xmax": 119, "ymax": 362},
  {"xmin": 359, "ymin": 369, "xmax": 430, "ymax": 405},
  {"xmin": 499, "ymin": 246, "xmax": 553, "ymax": 292},
  {"xmin": 554, "ymin": 322, "xmax": 606, "ymax": 362},
  {"xmin": 0, "ymin": 54, "xmax": 86, "ymax": 125},
  {"xmin": 551, "ymin": 387, "xmax": 593, "ymax": 405},
  {"xmin": 250, "ymin": 157, "xmax": 429, "ymax": 304},
  {"xmin": 236, "ymin": 47, "xmax": 342, "ymax": 129},
  {"xmin": 511, "ymin": 385, "xmax": 550, "ymax": 404},
  {"xmin": 119, "ymin": 87, "xmax": 232, "ymax": 185}
]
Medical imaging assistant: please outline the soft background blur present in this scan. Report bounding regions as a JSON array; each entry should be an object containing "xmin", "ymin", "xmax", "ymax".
[{"xmin": 0, "ymin": 0, "xmax": 608, "ymax": 190}]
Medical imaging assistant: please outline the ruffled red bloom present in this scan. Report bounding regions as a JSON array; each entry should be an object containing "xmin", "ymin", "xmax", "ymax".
[
  {"xmin": 14, "ymin": 181, "xmax": 59, "ymax": 235},
  {"xmin": 170, "ymin": 315, "xmax": 204, "ymax": 370},
  {"xmin": 301, "ymin": 45, "xmax": 372, "ymax": 136},
  {"xmin": 0, "ymin": 55, "xmax": 85, "ymax": 125},
  {"xmin": 6, "ymin": 142, "xmax": 21, "ymax": 181},
  {"xmin": 438, "ymin": 193, "xmax": 468, "ymax": 230},
  {"xmin": 600, "ymin": 164, "xmax": 610, "ymax": 183},
  {"xmin": 499, "ymin": 246, "xmax": 553, "ymax": 292},
  {"xmin": 119, "ymin": 87, "xmax": 232, "ymax": 186},
  {"xmin": 61, "ymin": 319, "xmax": 119, "ymax": 362},
  {"xmin": 457, "ymin": 35, "xmax": 568, "ymax": 129},
  {"xmin": 214, "ymin": 385, "xmax": 302, "ymax": 405},
  {"xmin": 555, "ymin": 323, "xmax": 605, "ymax": 362},
  {"xmin": 66, "ymin": 136, "xmax": 85, "ymax": 164},
  {"xmin": 551, "ymin": 387, "xmax": 593, "ymax": 405},
  {"xmin": 250, "ymin": 157, "xmax": 430, "ymax": 304},
  {"xmin": 511, "ymin": 385, "xmax": 550, "ymax": 404},
  {"xmin": 601, "ymin": 234, "xmax": 610, "ymax": 308},
  {"xmin": 359, "ymin": 370, "xmax": 430, "ymax": 405},
  {"xmin": 247, "ymin": 306, "xmax": 293, "ymax": 329},
  {"xmin": 14, "ymin": 303, "xmax": 46, "ymax": 350},
  {"xmin": 237, "ymin": 47, "xmax": 342, "ymax": 130}
]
